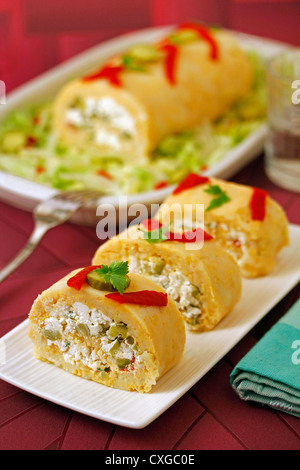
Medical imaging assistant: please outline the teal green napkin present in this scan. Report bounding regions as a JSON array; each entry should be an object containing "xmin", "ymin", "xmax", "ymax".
[{"xmin": 230, "ymin": 299, "xmax": 300, "ymax": 418}]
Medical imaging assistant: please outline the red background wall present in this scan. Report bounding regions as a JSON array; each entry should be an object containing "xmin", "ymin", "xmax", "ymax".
[{"xmin": 1, "ymin": 0, "xmax": 300, "ymax": 93}]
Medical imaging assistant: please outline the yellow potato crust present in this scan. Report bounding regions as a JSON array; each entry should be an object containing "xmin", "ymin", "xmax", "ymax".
[
  {"xmin": 93, "ymin": 225, "xmax": 242, "ymax": 332},
  {"xmin": 28, "ymin": 271, "xmax": 185, "ymax": 393},
  {"xmin": 52, "ymin": 29, "xmax": 253, "ymax": 162},
  {"xmin": 155, "ymin": 177, "xmax": 289, "ymax": 277}
]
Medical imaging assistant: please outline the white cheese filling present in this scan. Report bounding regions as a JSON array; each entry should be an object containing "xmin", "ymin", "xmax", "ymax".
[
  {"xmin": 128, "ymin": 256, "xmax": 203, "ymax": 323},
  {"xmin": 65, "ymin": 109, "xmax": 84, "ymax": 127},
  {"xmin": 205, "ymin": 221, "xmax": 255, "ymax": 267},
  {"xmin": 94, "ymin": 129, "xmax": 121, "ymax": 150},
  {"xmin": 42, "ymin": 302, "xmax": 137, "ymax": 371},
  {"xmin": 65, "ymin": 96, "xmax": 136, "ymax": 149}
]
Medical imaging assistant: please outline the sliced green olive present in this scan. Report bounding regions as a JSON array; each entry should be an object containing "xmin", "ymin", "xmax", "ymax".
[
  {"xmin": 169, "ymin": 30, "xmax": 199, "ymax": 45},
  {"xmin": 75, "ymin": 322, "xmax": 90, "ymax": 338},
  {"xmin": 43, "ymin": 327, "xmax": 62, "ymax": 341},
  {"xmin": 116, "ymin": 358, "xmax": 131, "ymax": 369},
  {"xmin": 127, "ymin": 44, "xmax": 162, "ymax": 63},
  {"xmin": 107, "ymin": 322, "xmax": 128, "ymax": 340},
  {"xmin": 86, "ymin": 270, "xmax": 130, "ymax": 292}
]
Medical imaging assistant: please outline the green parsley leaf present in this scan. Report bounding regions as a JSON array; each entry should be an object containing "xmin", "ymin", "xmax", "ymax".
[
  {"xmin": 204, "ymin": 184, "xmax": 230, "ymax": 211},
  {"xmin": 94, "ymin": 261, "xmax": 129, "ymax": 295},
  {"xmin": 138, "ymin": 223, "xmax": 170, "ymax": 244}
]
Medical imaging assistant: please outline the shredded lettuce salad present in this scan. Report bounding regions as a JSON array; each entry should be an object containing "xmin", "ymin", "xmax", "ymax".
[{"xmin": 0, "ymin": 51, "xmax": 266, "ymax": 195}]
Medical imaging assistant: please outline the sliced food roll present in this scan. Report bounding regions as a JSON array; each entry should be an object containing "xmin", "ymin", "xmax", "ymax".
[
  {"xmin": 92, "ymin": 223, "xmax": 242, "ymax": 331},
  {"xmin": 155, "ymin": 173, "xmax": 289, "ymax": 277},
  {"xmin": 28, "ymin": 263, "xmax": 185, "ymax": 393},
  {"xmin": 52, "ymin": 23, "xmax": 253, "ymax": 162}
]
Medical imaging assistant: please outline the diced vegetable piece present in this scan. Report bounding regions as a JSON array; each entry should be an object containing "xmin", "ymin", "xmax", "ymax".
[
  {"xmin": 152, "ymin": 258, "xmax": 166, "ymax": 275},
  {"xmin": 109, "ymin": 338, "xmax": 120, "ymax": 356},
  {"xmin": 107, "ymin": 322, "xmax": 128, "ymax": 340},
  {"xmin": 191, "ymin": 285, "xmax": 201, "ymax": 299},
  {"xmin": 75, "ymin": 322, "xmax": 90, "ymax": 337},
  {"xmin": 43, "ymin": 327, "xmax": 62, "ymax": 341},
  {"xmin": 125, "ymin": 336, "xmax": 135, "ymax": 346},
  {"xmin": 169, "ymin": 29, "xmax": 199, "ymax": 45},
  {"xmin": 116, "ymin": 358, "xmax": 131, "ymax": 369},
  {"xmin": 1, "ymin": 131, "xmax": 26, "ymax": 152},
  {"xmin": 127, "ymin": 44, "xmax": 162, "ymax": 63}
]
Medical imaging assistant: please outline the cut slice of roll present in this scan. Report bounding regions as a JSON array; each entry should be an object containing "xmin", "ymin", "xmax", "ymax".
[
  {"xmin": 155, "ymin": 174, "xmax": 289, "ymax": 278},
  {"xmin": 52, "ymin": 25, "xmax": 253, "ymax": 162},
  {"xmin": 92, "ymin": 224, "xmax": 242, "ymax": 331},
  {"xmin": 28, "ymin": 269, "xmax": 185, "ymax": 393}
]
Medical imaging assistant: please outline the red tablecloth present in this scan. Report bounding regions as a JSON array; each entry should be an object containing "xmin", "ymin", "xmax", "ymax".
[{"xmin": 0, "ymin": 154, "xmax": 299, "ymax": 450}]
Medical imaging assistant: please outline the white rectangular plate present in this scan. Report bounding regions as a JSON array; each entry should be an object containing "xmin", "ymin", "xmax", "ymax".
[
  {"xmin": 0, "ymin": 27, "xmax": 293, "ymax": 225},
  {"xmin": 1, "ymin": 224, "xmax": 299, "ymax": 428}
]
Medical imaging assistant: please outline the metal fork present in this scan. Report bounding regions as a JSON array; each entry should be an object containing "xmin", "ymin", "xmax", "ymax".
[{"xmin": 0, "ymin": 190, "xmax": 102, "ymax": 283}]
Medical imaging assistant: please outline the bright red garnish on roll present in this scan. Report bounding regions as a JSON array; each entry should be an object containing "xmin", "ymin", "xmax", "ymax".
[
  {"xmin": 173, "ymin": 173, "xmax": 210, "ymax": 195},
  {"xmin": 250, "ymin": 187, "xmax": 268, "ymax": 221},
  {"xmin": 82, "ymin": 63, "xmax": 124, "ymax": 87},
  {"xmin": 167, "ymin": 227, "xmax": 213, "ymax": 242},
  {"xmin": 105, "ymin": 290, "xmax": 168, "ymax": 306},
  {"xmin": 158, "ymin": 40, "xmax": 179, "ymax": 86},
  {"xmin": 178, "ymin": 22, "xmax": 219, "ymax": 60},
  {"xmin": 67, "ymin": 266, "xmax": 102, "ymax": 291},
  {"xmin": 141, "ymin": 219, "xmax": 162, "ymax": 231}
]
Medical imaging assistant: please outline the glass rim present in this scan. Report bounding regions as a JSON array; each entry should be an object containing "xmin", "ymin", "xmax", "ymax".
[{"xmin": 266, "ymin": 48, "xmax": 300, "ymax": 84}]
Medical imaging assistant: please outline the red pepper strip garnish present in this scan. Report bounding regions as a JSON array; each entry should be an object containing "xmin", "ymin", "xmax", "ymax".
[
  {"xmin": 105, "ymin": 290, "xmax": 168, "ymax": 306},
  {"xmin": 82, "ymin": 63, "xmax": 124, "ymax": 87},
  {"xmin": 173, "ymin": 173, "xmax": 210, "ymax": 195},
  {"xmin": 158, "ymin": 41, "xmax": 179, "ymax": 86},
  {"xmin": 97, "ymin": 169, "xmax": 113, "ymax": 180},
  {"xmin": 250, "ymin": 187, "xmax": 268, "ymax": 221},
  {"xmin": 154, "ymin": 180, "xmax": 168, "ymax": 190},
  {"xmin": 141, "ymin": 218, "xmax": 162, "ymax": 231},
  {"xmin": 140, "ymin": 219, "xmax": 213, "ymax": 243},
  {"xmin": 67, "ymin": 265, "xmax": 102, "ymax": 291},
  {"xmin": 166, "ymin": 227, "xmax": 213, "ymax": 243},
  {"xmin": 178, "ymin": 22, "xmax": 219, "ymax": 60}
]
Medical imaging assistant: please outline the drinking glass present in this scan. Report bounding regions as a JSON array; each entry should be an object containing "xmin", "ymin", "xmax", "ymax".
[{"xmin": 264, "ymin": 50, "xmax": 300, "ymax": 192}]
